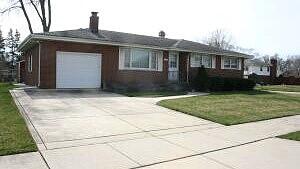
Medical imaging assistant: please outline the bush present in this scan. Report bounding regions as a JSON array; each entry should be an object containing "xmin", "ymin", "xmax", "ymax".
[
  {"xmin": 208, "ymin": 77, "xmax": 255, "ymax": 91},
  {"xmin": 192, "ymin": 73, "xmax": 255, "ymax": 91},
  {"xmin": 208, "ymin": 77, "xmax": 224, "ymax": 91},
  {"xmin": 192, "ymin": 66, "xmax": 209, "ymax": 91}
]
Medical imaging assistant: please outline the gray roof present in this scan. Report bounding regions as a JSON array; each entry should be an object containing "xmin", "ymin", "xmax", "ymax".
[
  {"xmin": 25, "ymin": 28, "xmax": 251, "ymax": 58},
  {"xmin": 245, "ymin": 58, "xmax": 270, "ymax": 67}
]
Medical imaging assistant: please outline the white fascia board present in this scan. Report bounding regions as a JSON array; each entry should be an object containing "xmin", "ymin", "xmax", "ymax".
[
  {"xmin": 18, "ymin": 34, "xmax": 33, "ymax": 51},
  {"xmin": 19, "ymin": 34, "xmax": 253, "ymax": 59},
  {"xmin": 170, "ymin": 48, "xmax": 253, "ymax": 59}
]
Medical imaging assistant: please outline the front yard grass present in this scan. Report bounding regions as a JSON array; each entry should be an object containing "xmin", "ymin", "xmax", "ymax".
[
  {"xmin": 278, "ymin": 131, "xmax": 300, "ymax": 141},
  {"xmin": 158, "ymin": 90, "xmax": 300, "ymax": 125},
  {"xmin": 256, "ymin": 85, "xmax": 300, "ymax": 92},
  {"xmin": 0, "ymin": 83, "xmax": 37, "ymax": 156},
  {"xmin": 119, "ymin": 90, "xmax": 187, "ymax": 97}
]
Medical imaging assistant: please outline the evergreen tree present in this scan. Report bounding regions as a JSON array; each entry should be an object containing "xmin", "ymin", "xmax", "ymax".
[
  {"xmin": 14, "ymin": 29, "xmax": 21, "ymax": 62},
  {"xmin": 5, "ymin": 29, "xmax": 21, "ymax": 68},
  {"xmin": 0, "ymin": 29, "xmax": 5, "ymax": 61},
  {"xmin": 6, "ymin": 29, "xmax": 14, "ymax": 64}
]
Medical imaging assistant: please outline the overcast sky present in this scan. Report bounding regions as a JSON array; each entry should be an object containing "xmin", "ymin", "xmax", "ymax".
[{"xmin": 1, "ymin": 0, "xmax": 300, "ymax": 57}]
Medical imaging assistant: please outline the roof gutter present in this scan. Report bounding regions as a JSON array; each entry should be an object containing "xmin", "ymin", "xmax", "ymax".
[
  {"xmin": 18, "ymin": 34, "xmax": 34, "ymax": 51},
  {"xmin": 18, "ymin": 34, "xmax": 253, "ymax": 59}
]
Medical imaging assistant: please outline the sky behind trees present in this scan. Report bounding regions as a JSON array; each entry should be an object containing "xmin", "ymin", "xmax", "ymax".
[{"xmin": 0, "ymin": 0, "xmax": 299, "ymax": 57}]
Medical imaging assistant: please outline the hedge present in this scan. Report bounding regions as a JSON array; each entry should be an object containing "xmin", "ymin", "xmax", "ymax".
[{"xmin": 208, "ymin": 77, "xmax": 255, "ymax": 91}]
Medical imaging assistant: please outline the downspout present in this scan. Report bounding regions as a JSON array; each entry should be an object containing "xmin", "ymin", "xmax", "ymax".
[
  {"xmin": 38, "ymin": 41, "xmax": 41, "ymax": 87},
  {"xmin": 18, "ymin": 61, "xmax": 20, "ymax": 82}
]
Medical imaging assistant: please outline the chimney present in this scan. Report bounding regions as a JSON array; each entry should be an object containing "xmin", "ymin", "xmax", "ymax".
[
  {"xmin": 270, "ymin": 58, "xmax": 277, "ymax": 78},
  {"xmin": 89, "ymin": 12, "xmax": 99, "ymax": 33},
  {"xmin": 159, "ymin": 30, "xmax": 165, "ymax": 38}
]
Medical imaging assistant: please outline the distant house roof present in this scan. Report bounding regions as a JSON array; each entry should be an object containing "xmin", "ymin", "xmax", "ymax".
[
  {"xmin": 245, "ymin": 58, "xmax": 271, "ymax": 67},
  {"xmin": 19, "ymin": 28, "xmax": 253, "ymax": 58}
]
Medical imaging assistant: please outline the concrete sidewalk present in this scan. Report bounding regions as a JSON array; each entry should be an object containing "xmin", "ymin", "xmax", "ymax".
[{"xmin": 1, "ymin": 89, "xmax": 299, "ymax": 169}]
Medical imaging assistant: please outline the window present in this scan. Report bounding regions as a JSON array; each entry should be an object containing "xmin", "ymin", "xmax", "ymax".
[
  {"xmin": 169, "ymin": 55, "xmax": 178, "ymax": 69},
  {"xmin": 151, "ymin": 52, "xmax": 158, "ymax": 69},
  {"xmin": 190, "ymin": 53, "xmax": 202, "ymax": 67},
  {"xmin": 231, "ymin": 58, "xmax": 238, "ymax": 69},
  {"xmin": 190, "ymin": 53, "xmax": 212, "ymax": 68},
  {"xmin": 28, "ymin": 55, "xmax": 32, "ymax": 72},
  {"xmin": 124, "ymin": 48, "xmax": 131, "ymax": 68},
  {"xmin": 223, "ymin": 57, "xmax": 239, "ymax": 69},
  {"xmin": 267, "ymin": 66, "xmax": 270, "ymax": 72},
  {"xmin": 203, "ymin": 55, "xmax": 212, "ymax": 68},
  {"xmin": 119, "ymin": 47, "xmax": 162, "ymax": 71},
  {"xmin": 131, "ymin": 49, "xmax": 149, "ymax": 68}
]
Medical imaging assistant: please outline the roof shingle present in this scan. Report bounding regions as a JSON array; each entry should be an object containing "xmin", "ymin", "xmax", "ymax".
[{"xmin": 30, "ymin": 28, "xmax": 251, "ymax": 57}]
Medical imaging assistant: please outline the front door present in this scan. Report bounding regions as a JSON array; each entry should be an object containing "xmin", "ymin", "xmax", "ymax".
[{"xmin": 168, "ymin": 52, "xmax": 179, "ymax": 81}]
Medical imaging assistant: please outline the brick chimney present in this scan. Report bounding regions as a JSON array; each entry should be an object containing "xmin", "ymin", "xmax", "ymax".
[
  {"xmin": 89, "ymin": 12, "xmax": 99, "ymax": 33},
  {"xmin": 159, "ymin": 31, "xmax": 165, "ymax": 38},
  {"xmin": 270, "ymin": 58, "xmax": 277, "ymax": 78}
]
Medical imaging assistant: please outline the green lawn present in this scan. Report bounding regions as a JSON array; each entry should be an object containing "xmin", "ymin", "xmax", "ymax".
[
  {"xmin": 278, "ymin": 131, "xmax": 300, "ymax": 141},
  {"xmin": 119, "ymin": 90, "xmax": 187, "ymax": 97},
  {"xmin": 256, "ymin": 85, "xmax": 300, "ymax": 92},
  {"xmin": 158, "ymin": 90, "xmax": 300, "ymax": 126},
  {"xmin": 0, "ymin": 83, "xmax": 37, "ymax": 156}
]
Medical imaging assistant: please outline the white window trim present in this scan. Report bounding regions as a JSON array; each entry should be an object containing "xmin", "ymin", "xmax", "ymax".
[
  {"xmin": 119, "ymin": 47, "xmax": 163, "ymax": 71},
  {"xmin": 190, "ymin": 53, "xmax": 214, "ymax": 68},
  {"xmin": 222, "ymin": 56, "xmax": 241, "ymax": 70},
  {"xmin": 28, "ymin": 54, "xmax": 32, "ymax": 72}
]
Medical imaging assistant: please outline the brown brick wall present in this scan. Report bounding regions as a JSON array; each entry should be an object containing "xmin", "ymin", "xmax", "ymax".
[
  {"xmin": 180, "ymin": 55, "xmax": 244, "ymax": 83},
  {"xmin": 23, "ymin": 44, "xmax": 39, "ymax": 86},
  {"xmin": 22, "ymin": 40, "xmax": 244, "ymax": 89},
  {"xmin": 179, "ymin": 52, "xmax": 189, "ymax": 82},
  {"xmin": 23, "ymin": 40, "xmax": 168, "ymax": 89},
  {"xmin": 112, "ymin": 50, "xmax": 169, "ymax": 88},
  {"xmin": 39, "ymin": 41, "xmax": 104, "ymax": 88}
]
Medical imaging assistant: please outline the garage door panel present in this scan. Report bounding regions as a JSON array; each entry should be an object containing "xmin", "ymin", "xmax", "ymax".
[{"xmin": 56, "ymin": 52, "xmax": 101, "ymax": 89}]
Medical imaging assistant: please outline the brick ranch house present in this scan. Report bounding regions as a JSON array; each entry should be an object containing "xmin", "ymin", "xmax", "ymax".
[{"xmin": 18, "ymin": 12, "xmax": 252, "ymax": 89}]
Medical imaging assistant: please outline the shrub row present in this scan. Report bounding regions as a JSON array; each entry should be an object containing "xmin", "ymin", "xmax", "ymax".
[
  {"xmin": 209, "ymin": 77, "xmax": 255, "ymax": 91},
  {"xmin": 192, "ymin": 66, "xmax": 255, "ymax": 91}
]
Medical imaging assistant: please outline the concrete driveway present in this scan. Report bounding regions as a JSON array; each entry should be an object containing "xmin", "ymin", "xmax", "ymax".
[{"xmin": 5, "ymin": 89, "xmax": 300, "ymax": 169}]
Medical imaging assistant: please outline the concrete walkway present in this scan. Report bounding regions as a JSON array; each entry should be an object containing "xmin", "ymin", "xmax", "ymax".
[
  {"xmin": 2, "ymin": 89, "xmax": 300, "ymax": 169},
  {"xmin": 261, "ymin": 90, "xmax": 300, "ymax": 95}
]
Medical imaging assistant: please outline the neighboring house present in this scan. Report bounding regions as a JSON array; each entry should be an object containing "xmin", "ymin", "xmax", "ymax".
[
  {"xmin": 244, "ymin": 58, "xmax": 283, "ymax": 78},
  {"xmin": 18, "ymin": 12, "xmax": 252, "ymax": 89},
  {"xmin": 244, "ymin": 59, "xmax": 271, "ymax": 78}
]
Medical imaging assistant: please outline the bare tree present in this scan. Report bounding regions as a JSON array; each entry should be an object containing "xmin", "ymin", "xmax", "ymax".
[
  {"xmin": 1, "ymin": 0, "xmax": 52, "ymax": 33},
  {"xmin": 262, "ymin": 55, "xmax": 270, "ymax": 65},
  {"xmin": 203, "ymin": 29, "xmax": 235, "ymax": 50},
  {"xmin": 287, "ymin": 55, "xmax": 300, "ymax": 77}
]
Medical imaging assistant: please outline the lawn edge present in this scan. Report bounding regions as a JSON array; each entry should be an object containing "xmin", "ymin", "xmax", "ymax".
[
  {"xmin": 9, "ymin": 89, "xmax": 43, "ymax": 151},
  {"xmin": 277, "ymin": 131, "xmax": 300, "ymax": 142},
  {"xmin": 157, "ymin": 99, "xmax": 300, "ymax": 126}
]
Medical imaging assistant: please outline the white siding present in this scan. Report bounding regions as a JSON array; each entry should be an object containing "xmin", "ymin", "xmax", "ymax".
[{"xmin": 212, "ymin": 55, "xmax": 216, "ymax": 68}]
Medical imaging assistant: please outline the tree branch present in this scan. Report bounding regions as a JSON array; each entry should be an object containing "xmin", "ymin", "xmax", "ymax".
[
  {"xmin": 19, "ymin": 0, "xmax": 34, "ymax": 34},
  {"xmin": 47, "ymin": 0, "xmax": 51, "ymax": 32},
  {"xmin": 30, "ymin": 0, "xmax": 43, "ymax": 22},
  {"xmin": 0, "ymin": 5, "xmax": 21, "ymax": 14},
  {"xmin": 39, "ymin": 0, "xmax": 47, "ymax": 32},
  {"xmin": 0, "ymin": 1, "xmax": 21, "ymax": 14}
]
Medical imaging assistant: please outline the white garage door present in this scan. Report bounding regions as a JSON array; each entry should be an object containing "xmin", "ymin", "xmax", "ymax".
[{"xmin": 56, "ymin": 51, "xmax": 101, "ymax": 88}]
